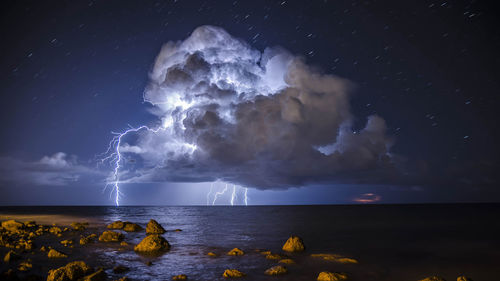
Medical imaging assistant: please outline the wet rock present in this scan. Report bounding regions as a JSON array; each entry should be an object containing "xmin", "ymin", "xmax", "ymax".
[
  {"xmin": 1, "ymin": 220, "xmax": 24, "ymax": 233},
  {"xmin": 282, "ymin": 236, "xmax": 305, "ymax": 252},
  {"xmin": 457, "ymin": 277, "xmax": 473, "ymax": 281},
  {"xmin": 146, "ymin": 219, "xmax": 166, "ymax": 234},
  {"xmin": 98, "ymin": 231, "xmax": 124, "ymax": 242},
  {"xmin": 265, "ymin": 253, "xmax": 282, "ymax": 260},
  {"xmin": 4, "ymin": 250, "xmax": 21, "ymax": 262},
  {"xmin": 259, "ymin": 250, "xmax": 271, "ymax": 255},
  {"xmin": 70, "ymin": 222, "xmax": 88, "ymax": 231},
  {"xmin": 114, "ymin": 278, "xmax": 129, "ymax": 281},
  {"xmin": 172, "ymin": 274, "xmax": 187, "ymax": 280},
  {"xmin": 24, "ymin": 221, "xmax": 37, "ymax": 228},
  {"xmin": 47, "ymin": 261, "xmax": 93, "ymax": 281},
  {"xmin": 48, "ymin": 249, "xmax": 67, "ymax": 258},
  {"xmin": 123, "ymin": 223, "xmax": 143, "ymax": 232},
  {"xmin": 16, "ymin": 238, "xmax": 34, "ymax": 251},
  {"xmin": 227, "ymin": 248, "xmax": 244, "ymax": 256},
  {"xmin": 311, "ymin": 253, "xmax": 358, "ymax": 264},
  {"xmin": 81, "ymin": 268, "xmax": 106, "ymax": 281},
  {"xmin": 174, "ymin": 229, "xmax": 182, "ymax": 232},
  {"xmin": 279, "ymin": 259, "xmax": 295, "ymax": 264},
  {"xmin": 18, "ymin": 260, "xmax": 32, "ymax": 271},
  {"xmin": 222, "ymin": 269, "xmax": 245, "ymax": 278},
  {"xmin": 107, "ymin": 221, "xmax": 125, "ymax": 229},
  {"xmin": 418, "ymin": 277, "xmax": 446, "ymax": 281},
  {"xmin": 317, "ymin": 271, "xmax": 348, "ymax": 281},
  {"xmin": 40, "ymin": 246, "xmax": 48, "ymax": 252},
  {"xmin": 264, "ymin": 265, "xmax": 287, "ymax": 276},
  {"xmin": 49, "ymin": 226, "xmax": 62, "ymax": 235},
  {"xmin": 134, "ymin": 234, "xmax": 170, "ymax": 253},
  {"xmin": 207, "ymin": 252, "xmax": 217, "ymax": 257},
  {"xmin": 120, "ymin": 241, "xmax": 129, "ymax": 246},
  {"xmin": 113, "ymin": 266, "xmax": 129, "ymax": 274},
  {"xmin": 60, "ymin": 240, "xmax": 73, "ymax": 247}
]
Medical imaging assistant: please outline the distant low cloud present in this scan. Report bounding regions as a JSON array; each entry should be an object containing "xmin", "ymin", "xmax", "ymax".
[
  {"xmin": 0, "ymin": 152, "xmax": 103, "ymax": 186},
  {"xmin": 106, "ymin": 26, "xmax": 398, "ymax": 189},
  {"xmin": 353, "ymin": 193, "xmax": 382, "ymax": 203}
]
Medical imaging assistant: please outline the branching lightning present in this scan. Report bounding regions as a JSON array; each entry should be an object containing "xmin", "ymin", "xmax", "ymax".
[
  {"xmin": 230, "ymin": 185, "xmax": 236, "ymax": 206},
  {"xmin": 212, "ymin": 183, "xmax": 228, "ymax": 205}
]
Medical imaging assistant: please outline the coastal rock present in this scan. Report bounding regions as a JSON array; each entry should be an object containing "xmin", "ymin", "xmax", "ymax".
[
  {"xmin": 60, "ymin": 240, "xmax": 73, "ymax": 247},
  {"xmin": 70, "ymin": 222, "xmax": 88, "ymax": 231},
  {"xmin": 18, "ymin": 260, "xmax": 32, "ymax": 271},
  {"xmin": 48, "ymin": 249, "xmax": 68, "ymax": 258},
  {"xmin": 81, "ymin": 268, "xmax": 106, "ymax": 281},
  {"xmin": 174, "ymin": 229, "xmax": 182, "ymax": 232},
  {"xmin": 4, "ymin": 250, "xmax": 21, "ymax": 262},
  {"xmin": 457, "ymin": 277, "xmax": 472, "ymax": 281},
  {"xmin": 207, "ymin": 252, "xmax": 217, "ymax": 257},
  {"xmin": 146, "ymin": 219, "xmax": 166, "ymax": 234},
  {"xmin": 107, "ymin": 221, "xmax": 125, "ymax": 229},
  {"xmin": 419, "ymin": 277, "xmax": 446, "ymax": 281},
  {"xmin": 282, "ymin": 236, "xmax": 305, "ymax": 252},
  {"xmin": 123, "ymin": 223, "xmax": 143, "ymax": 232},
  {"xmin": 311, "ymin": 253, "xmax": 358, "ymax": 264},
  {"xmin": 113, "ymin": 266, "xmax": 129, "ymax": 274},
  {"xmin": 227, "ymin": 248, "xmax": 244, "ymax": 256},
  {"xmin": 222, "ymin": 269, "xmax": 245, "ymax": 278},
  {"xmin": 115, "ymin": 278, "xmax": 130, "ymax": 281},
  {"xmin": 99, "ymin": 231, "xmax": 124, "ymax": 242},
  {"xmin": 134, "ymin": 234, "xmax": 170, "ymax": 253},
  {"xmin": 1, "ymin": 220, "xmax": 24, "ymax": 233},
  {"xmin": 172, "ymin": 274, "xmax": 187, "ymax": 280},
  {"xmin": 120, "ymin": 241, "xmax": 129, "ymax": 246},
  {"xmin": 24, "ymin": 221, "xmax": 37, "ymax": 228},
  {"xmin": 317, "ymin": 272, "xmax": 348, "ymax": 281},
  {"xmin": 279, "ymin": 258, "xmax": 295, "ymax": 264},
  {"xmin": 264, "ymin": 265, "xmax": 288, "ymax": 275},
  {"xmin": 47, "ymin": 261, "xmax": 93, "ymax": 281},
  {"xmin": 266, "ymin": 253, "xmax": 282, "ymax": 260},
  {"xmin": 49, "ymin": 226, "xmax": 63, "ymax": 235}
]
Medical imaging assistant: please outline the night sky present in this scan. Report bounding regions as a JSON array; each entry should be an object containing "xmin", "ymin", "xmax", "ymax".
[{"xmin": 1, "ymin": 0, "xmax": 499, "ymax": 205}]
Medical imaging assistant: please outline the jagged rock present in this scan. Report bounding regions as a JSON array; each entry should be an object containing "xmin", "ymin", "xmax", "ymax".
[
  {"xmin": 419, "ymin": 277, "xmax": 446, "ymax": 281},
  {"xmin": 18, "ymin": 260, "xmax": 32, "ymax": 271},
  {"xmin": 264, "ymin": 265, "xmax": 287, "ymax": 276},
  {"xmin": 113, "ymin": 266, "xmax": 129, "ymax": 274},
  {"xmin": 317, "ymin": 272, "xmax": 348, "ymax": 281},
  {"xmin": 172, "ymin": 274, "xmax": 187, "ymax": 280},
  {"xmin": 107, "ymin": 221, "xmax": 125, "ymax": 229},
  {"xmin": 457, "ymin": 277, "xmax": 473, "ymax": 281},
  {"xmin": 207, "ymin": 252, "xmax": 217, "ymax": 257},
  {"xmin": 146, "ymin": 220, "xmax": 166, "ymax": 234},
  {"xmin": 81, "ymin": 268, "xmax": 106, "ymax": 281},
  {"xmin": 4, "ymin": 250, "xmax": 21, "ymax": 262},
  {"xmin": 227, "ymin": 248, "xmax": 244, "ymax": 256},
  {"xmin": 134, "ymin": 234, "xmax": 170, "ymax": 253},
  {"xmin": 223, "ymin": 269, "xmax": 245, "ymax": 278},
  {"xmin": 279, "ymin": 259, "xmax": 295, "ymax": 264},
  {"xmin": 98, "ymin": 231, "xmax": 124, "ymax": 242},
  {"xmin": 48, "ymin": 249, "xmax": 67, "ymax": 258},
  {"xmin": 70, "ymin": 222, "xmax": 88, "ymax": 231},
  {"xmin": 47, "ymin": 261, "xmax": 93, "ymax": 281},
  {"xmin": 123, "ymin": 223, "xmax": 143, "ymax": 232},
  {"xmin": 1, "ymin": 220, "xmax": 24, "ymax": 233},
  {"xmin": 266, "ymin": 253, "xmax": 282, "ymax": 260},
  {"xmin": 282, "ymin": 236, "xmax": 305, "ymax": 252}
]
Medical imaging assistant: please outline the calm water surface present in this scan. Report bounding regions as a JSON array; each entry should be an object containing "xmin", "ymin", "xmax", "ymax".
[{"xmin": 1, "ymin": 204, "xmax": 499, "ymax": 281}]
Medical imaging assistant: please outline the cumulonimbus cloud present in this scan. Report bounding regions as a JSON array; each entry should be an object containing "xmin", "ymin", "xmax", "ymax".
[{"xmin": 117, "ymin": 25, "xmax": 397, "ymax": 189}]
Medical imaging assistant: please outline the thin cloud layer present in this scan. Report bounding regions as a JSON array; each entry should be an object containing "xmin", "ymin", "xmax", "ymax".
[{"xmin": 117, "ymin": 26, "xmax": 397, "ymax": 189}]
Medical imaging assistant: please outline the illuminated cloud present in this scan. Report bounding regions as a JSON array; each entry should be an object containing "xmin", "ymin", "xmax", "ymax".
[
  {"xmin": 353, "ymin": 193, "xmax": 382, "ymax": 203},
  {"xmin": 114, "ymin": 26, "xmax": 397, "ymax": 189}
]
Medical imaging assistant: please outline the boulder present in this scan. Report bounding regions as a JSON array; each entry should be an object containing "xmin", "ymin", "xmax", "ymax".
[
  {"xmin": 227, "ymin": 248, "xmax": 244, "ymax": 256},
  {"xmin": 81, "ymin": 268, "xmax": 106, "ymax": 281},
  {"xmin": 172, "ymin": 274, "xmax": 187, "ymax": 280},
  {"xmin": 317, "ymin": 272, "xmax": 348, "ymax": 281},
  {"xmin": 207, "ymin": 252, "xmax": 217, "ymax": 257},
  {"xmin": 146, "ymin": 219, "xmax": 166, "ymax": 234},
  {"xmin": 282, "ymin": 236, "xmax": 305, "ymax": 252},
  {"xmin": 1, "ymin": 220, "xmax": 24, "ymax": 233},
  {"xmin": 123, "ymin": 223, "xmax": 143, "ymax": 232},
  {"xmin": 98, "ymin": 231, "xmax": 124, "ymax": 242},
  {"xmin": 48, "ymin": 249, "xmax": 68, "ymax": 258},
  {"xmin": 419, "ymin": 277, "xmax": 446, "ymax": 281},
  {"xmin": 134, "ymin": 234, "xmax": 170, "ymax": 253},
  {"xmin": 47, "ymin": 261, "xmax": 93, "ymax": 281},
  {"xmin": 107, "ymin": 221, "xmax": 125, "ymax": 229},
  {"xmin": 279, "ymin": 258, "xmax": 295, "ymax": 264},
  {"xmin": 70, "ymin": 222, "xmax": 88, "ymax": 231},
  {"xmin": 3, "ymin": 250, "xmax": 21, "ymax": 262},
  {"xmin": 222, "ymin": 269, "xmax": 245, "ymax": 278},
  {"xmin": 264, "ymin": 265, "xmax": 288, "ymax": 276}
]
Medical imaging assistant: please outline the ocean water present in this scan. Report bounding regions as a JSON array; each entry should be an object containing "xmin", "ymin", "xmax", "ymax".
[{"xmin": 1, "ymin": 204, "xmax": 499, "ymax": 281}]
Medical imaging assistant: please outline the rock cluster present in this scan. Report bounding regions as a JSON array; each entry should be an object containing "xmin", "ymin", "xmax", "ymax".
[{"xmin": 98, "ymin": 230, "xmax": 124, "ymax": 242}]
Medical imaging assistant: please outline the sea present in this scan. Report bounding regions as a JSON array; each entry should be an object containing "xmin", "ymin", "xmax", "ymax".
[{"xmin": 1, "ymin": 204, "xmax": 499, "ymax": 281}]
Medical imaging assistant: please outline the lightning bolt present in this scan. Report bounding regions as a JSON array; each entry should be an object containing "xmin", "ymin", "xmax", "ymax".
[
  {"xmin": 212, "ymin": 184, "xmax": 228, "ymax": 205},
  {"xmin": 206, "ymin": 182, "xmax": 214, "ymax": 206},
  {"xmin": 230, "ymin": 185, "xmax": 236, "ymax": 206},
  {"xmin": 244, "ymin": 188, "xmax": 248, "ymax": 206}
]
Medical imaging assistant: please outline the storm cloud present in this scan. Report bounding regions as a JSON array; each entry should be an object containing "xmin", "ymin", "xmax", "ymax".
[{"xmin": 118, "ymin": 26, "xmax": 397, "ymax": 189}]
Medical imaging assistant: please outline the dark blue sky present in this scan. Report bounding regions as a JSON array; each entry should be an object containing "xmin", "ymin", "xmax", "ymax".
[{"xmin": 1, "ymin": 0, "xmax": 499, "ymax": 205}]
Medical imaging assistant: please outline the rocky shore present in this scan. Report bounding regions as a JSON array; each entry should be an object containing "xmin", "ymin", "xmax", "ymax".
[{"xmin": 0, "ymin": 219, "xmax": 476, "ymax": 281}]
